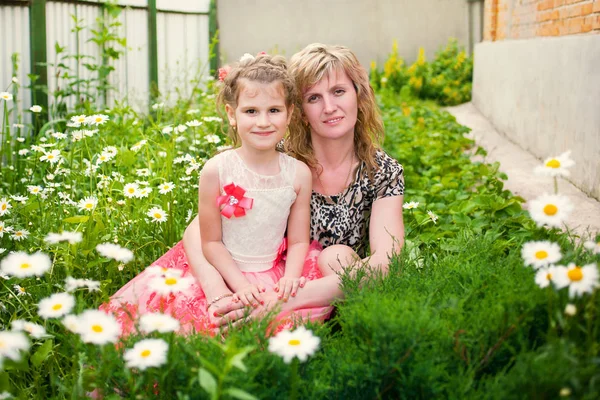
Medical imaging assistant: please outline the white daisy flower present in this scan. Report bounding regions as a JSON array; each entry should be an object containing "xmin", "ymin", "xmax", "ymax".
[
  {"xmin": 583, "ymin": 240, "xmax": 600, "ymax": 255},
  {"xmin": 521, "ymin": 241, "xmax": 562, "ymax": 269},
  {"xmin": 11, "ymin": 229, "xmax": 29, "ymax": 241},
  {"xmin": 96, "ymin": 243, "xmax": 134, "ymax": 263},
  {"xmin": 123, "ymin": 183, "xmax": 140, "ymax": 198},
  {"xmin": 123, "ymin": 338, "xmax": 169, "ymax": 371},
  {"xmin": 0, "ymin": 198, "xmax": 12, "ymax": 216},
  {"xmin": 86, "ymin": 114, "xmax": 109, "ymax": 126},
  {"xmin": 62, "ymin": 314, "xmax": 81, "ymax": 333},
  {"xmin": 268, "ymin": 326, "xmax": 320, "ymax": 364},
  {"xmin": 102, "ymin": 146, "xmax": 118, "ymax": 156},
  {"xmin": 61, "ymin": 231, "xmax": 83, "ymax": 244},
  {"xmin": 95, "ymin": 152, "xmax": 113, "ymax": 164},
  {"xmin": 402, "ymin": 201, "xmax": 419, "ymax": 210},
  {"xmin": 0, "ymin": 391, "xmax": 12, "ymax": 399},
  {"xmin": 12, "ymin": 319, "xmax": 48, "ymax": 339},
  {"xmin": 175, "ymin": 124, "xmax": 187, "ymax": 133},
  {"xmin": 18, "ymin": 149, "xmax": 29, "ymax": 156},
  {"xmin": 0, "ymin": 331, "xmax": 29, "ymax": 363},
  {"xmin": 30, "ymin": 145, "xmax": 44, "ymax": 152},
  {"xmin": 0, "ymin": 92, "xmax": 13, "ymax": 101},
  {"xmin": 77, "ymin": 196, "xmax": 98, "ymax": 212},
  {"xmin": 51, "ymin": 132, "xmax": 67, "ymax": 139},
  {"xmin": 27, "ymin": 185, "xmax": 43, "ymax": 196},
  {"xmin": 131, "ymin": 140, "xmax": 147, "ymax": 152},
  {"xmin": 553, "ymin": 263, "xmax": 599, "ymax": 298},
  {"xmin": 147, "ymin": 207, "xmax": 168, "ymax": 223},
  {"xmin": 162, "ymin": 126, "xmax": 173, "ymax": 134},
  {"xmin": 427, "ymin": 210, "xmax": 438, "ymax": 224},
  {"xmin": 71, "ymin": 131, "xmax": 84, "ymax": 141},
  {"xmin": 139, "ymin": 313, "xmax": 180, "ymax": 333},
  {"xmin": 158, "ymin": 182, "xmax": 175, "ymax": 194},
  {"xmin": 29, "ymin": 105, "xmax": 42, "ymax": 113},
  {"xmin": 203, "ymin": 116, "xmax": 223, "ymax": 123},
  {"xmin": 37, "ymin": 292, "xmax": 75, "ymax": 319},
  {"xmin": 564, "ymin": 303, "xmax": 577, "ymax": 316},
  {"xmin": 534, "ymin": 151, "xmax": 575, "ymax": 178},
  {"xmin": 76, "ymin": 310, "xmax": 121, "ymax": 345},
  {"xmin": 69, "ymin": 115, "xmax": 87, "ymax": 126},
  {"xmin": 205, "ymin": 134, "xmax": 221, "ymax": 144},
  {"xmin": 16, "ymin": 137, "xmax": 25, "ymax": 143},
  {"xmin": 186, "ymin": 120, "xmax": 202, "ymax": 127},
  {"xmin": 0, "ymin": 221, "xmax": 13, "ymax": 238},
  {"xmin": 39, "ymin": 149, "xmax": 61, "ymax": 164},
  {"xmin": 1, "ymin": 251, "xmax": 51, "ymax": 278},
  {"xmin": 148, "ymin": 275, "xmax": 194, "ymax": 296},
  {"xmin": 11, "ymin": 195, "xmax": 28, "ymax": 203},
  {"xmin": 137, "ymin": 187, "xmax": 152, "ymax": 198},
  {"xmin": 534, "ymin": 266, "xmax": 560, "ymax": 289},
  {"xmin": 528, "ymin": 194, "xmax": 573, "ymax": 229},
  {"xmin": 145, "ymin": 265, "xmax": 184, "ymax": 278},
  {"xmin": 65, "ymin": 276, "xmax": 100, "ymax": 292},
  {"xmin": 136, "ymin": 168, "xmax": 150, "ymax": 177},
  {"xmin": 151, "ymin": 102, "xmax": 164, "ymax": 110},
  {"xmin": 186, "ymin": 109, "xmax": 200, "ymax": 115}
]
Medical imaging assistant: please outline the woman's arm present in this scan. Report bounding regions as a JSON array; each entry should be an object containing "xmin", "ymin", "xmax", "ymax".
[{"xmin": 366, "ymin": 194, "xmax": 405, "ymax": 271}]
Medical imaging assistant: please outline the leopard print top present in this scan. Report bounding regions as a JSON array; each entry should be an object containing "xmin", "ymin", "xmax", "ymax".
[{"xmin": 310, "ymin": 150, "xmax": 404, "ymax": 258}]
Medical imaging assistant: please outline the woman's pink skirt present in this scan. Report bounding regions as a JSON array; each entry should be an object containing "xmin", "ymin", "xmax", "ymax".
[{"xmin": 101, "ymin": 241, "xmax": 331, "ymax": 336}]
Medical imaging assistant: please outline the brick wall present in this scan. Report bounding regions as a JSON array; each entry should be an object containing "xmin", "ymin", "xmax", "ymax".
[{"xmin": 484, "ymin": 0, "xmax": 600, "ymax": 40}]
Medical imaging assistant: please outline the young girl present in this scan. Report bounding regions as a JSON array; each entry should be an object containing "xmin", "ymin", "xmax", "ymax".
[{"xmin": 102, "ymin": 53, "xmax": 331, "ymax": 335}]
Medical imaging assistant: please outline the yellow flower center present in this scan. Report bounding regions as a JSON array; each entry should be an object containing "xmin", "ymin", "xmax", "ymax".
[
  {"xmin": 1, "ymin": 204, "xmax": 6, "ymax": 210},
  {"xmin": 288, "ymin": 339, "xmax": 301, "ymax": 346},
  {"xmin": 52, "ymin": 304, "xmax": 63, "ymax": 311},
  {"xmin": 92, "ymin": 325, "xmax": 103, "ymax": 333},
  {"xmin": 141, "ymin": 350, "xmax": 151, "ymax": 358},
  {"xmin": 165, "ymin": 277, "xmax": 177, "ymax": 286},
  {"xmin": 95, "ymin": 117, "xmax": 102, "ymax": 122},
  {"xmin": 18, "ymin": 287, "xmax": 26, "ymax": 293},
  {"xmin": 15, "ymin": 232, "xmax": 22, "ymax": 236},
  {"xmin": 0, "ymin": 340, "xmax": 5, "ymax": 348},
  {"xmin": 546, "ymin": 273, "xmax": 552, "ymax": 281},
  {"xmin": 128, "ymin": 188, "xmax": 135, "ymax": 193},
  {"xmin": 534, "ymin": 250, "xmax": 548, "ymax": 260},
  {"xmin": 20, "ymin": 263, "xmax": 31, "ymax": 269},
  {"xmin": 85, "ymin": 203, "xmax": 93, "ymax": 209},
  {"xmin": 546, "ymin": 159, "xmax": 561, "ymax": 169},
  {"xmin": 543, "ymin": 204, "xmax": 558, "ymax": 216},
  {"xmin": 153, "ymin": 213, "xmax": 162, "ymax": 219},
  {"xmin": 567, "ymin": 267, "xmax": 583, "ymax": 282},
  {"xmin": 47, "ymin": 155, "xmax": 54, "ymax": 159}
]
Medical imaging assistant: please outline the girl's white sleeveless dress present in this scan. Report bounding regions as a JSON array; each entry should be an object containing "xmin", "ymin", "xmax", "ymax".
[{"xmin": 102, "ymin": 150, "xmax": 331, "ymax": 335}]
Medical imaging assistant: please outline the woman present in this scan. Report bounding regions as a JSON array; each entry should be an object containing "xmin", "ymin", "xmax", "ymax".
[{"xmin": 183, "ymin": 43, "xmax": 405, "ymax": 327}]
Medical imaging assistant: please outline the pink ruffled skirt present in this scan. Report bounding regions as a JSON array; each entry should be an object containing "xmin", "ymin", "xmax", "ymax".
[{"xmin": 101, "ymin": 241, "xmax": 331, "ymax": 335}]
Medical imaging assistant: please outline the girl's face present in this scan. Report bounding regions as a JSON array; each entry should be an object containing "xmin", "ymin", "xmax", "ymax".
[
  {"xmin": 301, "ymin": 69, "xmax": 358, "ymax": 142},
  {"xmin": 226, "ymin": 79, "xmax": 293, "ymax": 153}
]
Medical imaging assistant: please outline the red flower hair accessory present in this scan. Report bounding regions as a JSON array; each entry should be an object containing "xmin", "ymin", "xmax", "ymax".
[
  {"xmin": 217, "ymin": 183, "xmax": 253, "ymax": 218},
  {"xmin": 217, "ymin": 65, "xmax": 231, "ymax": 82}
]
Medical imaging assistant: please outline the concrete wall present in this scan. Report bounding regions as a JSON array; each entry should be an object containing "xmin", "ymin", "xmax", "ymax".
[
  {"xmin": 472, "ymin": 35, "xmax": 600, "ymax": 200},
  {"xmin": 216, "ymin": 0, "xmax": 476, "ymax": 68}
]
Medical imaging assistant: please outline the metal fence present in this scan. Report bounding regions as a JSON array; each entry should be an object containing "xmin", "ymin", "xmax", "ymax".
[{"xmin": 0, "ymin": 0, "xmax": 211, "ymax": 128}]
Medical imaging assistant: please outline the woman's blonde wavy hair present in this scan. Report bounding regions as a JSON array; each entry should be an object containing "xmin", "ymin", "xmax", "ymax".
[
  {"xmin": 216, "ymin": 53, "xmax": 296, "ymax": 147},
  {"xmin": 285, "ymin": 43, "xmax": 384, "ymax": 178}
]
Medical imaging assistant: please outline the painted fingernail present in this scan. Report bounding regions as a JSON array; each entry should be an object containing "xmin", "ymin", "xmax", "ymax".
[
  {"xmin": 262, "ymin": 288, "xmax": 266, "ymax": 292},
  {"xmin": 261, "ymin": 301, "xmax": 265, "ymax": 305},
  {"xmin": 292, "ymin": 292, "xmax": 296, "ymax": 297},
  {"xmin": 209, "ymin": 323, "xmax": 216, "ymax": 329},
  {"xmin": 278, "ymin": 296, "xmax": 282, "ymax": 299},
  {"xmin": 274, "ymin": 287, "xmax": 279, "ymax": 292},
  {"xmin": 213, "ymin": 312, "xmax": 219, "ymax": 317}
]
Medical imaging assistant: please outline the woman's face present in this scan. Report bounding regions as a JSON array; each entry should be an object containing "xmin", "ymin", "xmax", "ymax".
[{"xmin": 301, "ymin": 69, "xmax": 358, "ymax": 142}]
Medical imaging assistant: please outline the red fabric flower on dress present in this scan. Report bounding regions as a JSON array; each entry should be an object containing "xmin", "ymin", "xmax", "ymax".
[{"xmin": 216, "ymin": 183, "xmax": 253, "ymax": 218}]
